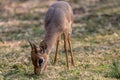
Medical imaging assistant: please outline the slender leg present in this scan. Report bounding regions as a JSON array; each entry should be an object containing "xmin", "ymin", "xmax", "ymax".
[
  {"xmin": 54, "ymin": 36, "xmax": 60, "ymax": 65},
  {"xmin": 63, "ymin": 33, "xmax": 69, "ymax": 70},
  {"xmin": 68, "ymin": 34, "xmax": 75, "ymax": 66}
]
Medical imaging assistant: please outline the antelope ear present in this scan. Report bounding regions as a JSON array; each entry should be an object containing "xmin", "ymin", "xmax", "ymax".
[
  {"xmin": 40, "ymin": 41, "xmax": 47, "ymax": 52},
  {"xmin": 28, "ymin": 40, "xmax": 33, "ymax": 50},
  {"xmin": 28, "ymin": 40, "xmax": 37, "ymax": 53}
]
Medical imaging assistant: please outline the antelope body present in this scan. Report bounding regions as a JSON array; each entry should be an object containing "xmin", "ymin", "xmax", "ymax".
[{"xmin": 29, "ymin": 1, "xmax": 75, "ymax": 74}]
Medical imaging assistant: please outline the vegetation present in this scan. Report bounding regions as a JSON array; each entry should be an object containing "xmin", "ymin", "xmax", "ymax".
[
  {"xmin": 106, "ymin": 60, "xmax": 120, "ymax": 79},
  {"xmin": 0, "ymin": 0, "xmax": 120, "ymax": 80}
]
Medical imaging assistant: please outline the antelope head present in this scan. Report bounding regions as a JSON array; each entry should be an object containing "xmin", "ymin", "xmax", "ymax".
[{"xmin": 28, "ymin": 40, "xmax": 48, "ymax": 74}]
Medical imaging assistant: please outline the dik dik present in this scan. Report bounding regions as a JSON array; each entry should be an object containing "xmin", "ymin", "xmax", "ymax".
[{"xmin": 28, "ymin": 1, "xmax": 75, "ymax": 74}]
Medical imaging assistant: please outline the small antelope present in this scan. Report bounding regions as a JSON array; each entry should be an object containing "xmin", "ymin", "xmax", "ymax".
[{"xmin": 28, "ymin": 1, "xmax": 75, "ymax": 74}]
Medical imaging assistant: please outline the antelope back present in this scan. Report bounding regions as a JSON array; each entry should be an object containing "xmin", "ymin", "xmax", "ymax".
[{"xmin": 44, "ymin": 1, "xmax": 73, "ymax": 33}]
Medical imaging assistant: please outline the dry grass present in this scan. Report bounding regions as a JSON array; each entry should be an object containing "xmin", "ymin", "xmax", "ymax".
[{"xmin": 0, "ymin": 0, "xmax": 120, "ymax": 80}]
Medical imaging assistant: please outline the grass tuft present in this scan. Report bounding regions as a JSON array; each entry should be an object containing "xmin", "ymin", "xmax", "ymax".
[{"xmin": 106, "ymin": 60, "xmax": 120, "ymax": 79}]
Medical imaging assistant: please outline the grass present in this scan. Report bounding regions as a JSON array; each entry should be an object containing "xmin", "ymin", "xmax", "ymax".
[
  {"xmin": 16, "ymin": 13, "xmax": 42, "ymax": 21},
  {"xmin": 106, "ymin": 60, "xmax": 120, "ymax": 79},
  {"xmin": 0, "ymin": 0, "xmax": 120, "ymax": 80}
]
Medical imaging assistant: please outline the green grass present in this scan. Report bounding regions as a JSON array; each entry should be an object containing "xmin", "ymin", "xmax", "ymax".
[
  {"xmin": 0, "ymin": 0, "xmax": 120, "ymax": 80},
  {"xmin": 16, "ymin": 13, "xmax": 42, "ymax": 21},
  {"xmin": 106, "ymin": 60, "xmax": 120, "ymax": 79}
]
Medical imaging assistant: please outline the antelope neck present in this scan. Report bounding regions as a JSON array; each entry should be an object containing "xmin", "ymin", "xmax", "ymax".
[{"xmin": 43, "ymin": 32, "xmax": 59, "ymax": 54}]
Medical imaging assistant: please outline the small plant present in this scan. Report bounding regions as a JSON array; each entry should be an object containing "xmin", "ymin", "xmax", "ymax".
[
  {"xmin": 72, "ymin": 0, "xmax": 79, "ymax": 3},
  {"xmin": 107, "ymin": 60, "xmax": 120, "ymax": 79}
]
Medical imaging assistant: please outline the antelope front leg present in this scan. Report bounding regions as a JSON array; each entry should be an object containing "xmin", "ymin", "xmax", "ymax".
[
  {"xmin": 54, "ymin": 36, "xmax": 60, "ymax": 65},
  {"xmin": 63, "ymin": 33, "xmax": 69, "ymax": 70},
  {"xmin": 68, "ymin": 34, "xmax": 75, "ymax": 66}
]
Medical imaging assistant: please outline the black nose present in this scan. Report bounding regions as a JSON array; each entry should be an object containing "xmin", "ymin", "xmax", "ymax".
[{"xmin": 39, "ymin": 58, "xmax": 43, "ymax": 66}]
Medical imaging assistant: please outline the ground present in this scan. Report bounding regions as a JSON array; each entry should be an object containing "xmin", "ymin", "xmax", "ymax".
[{"xmin": 0, "ymin": 0, "xmax": 120, "ymax": 80}]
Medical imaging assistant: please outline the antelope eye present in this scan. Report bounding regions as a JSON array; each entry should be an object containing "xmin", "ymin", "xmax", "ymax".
[{"xmin": 39, "ymin": 58, "xmax": 44, "ymax": 66}]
